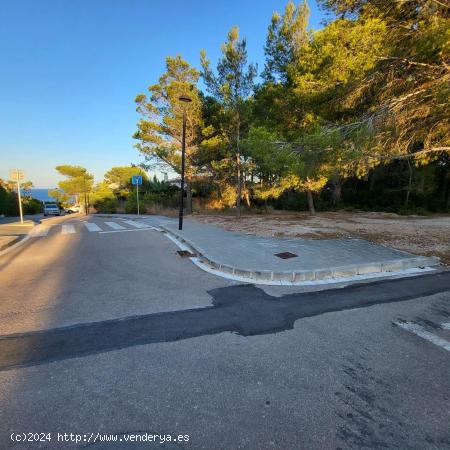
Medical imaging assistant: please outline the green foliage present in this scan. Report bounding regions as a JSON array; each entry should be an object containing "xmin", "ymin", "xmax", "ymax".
[
  {"xmin": 201, "ymin": 26, "xmax": 257, "ymax": 212},
  {"xmin": 201, "ymin": 27, "xmax": 257, "ymax": 112},
  {"xmin": 94, "ymin": 197, "xmax": 119, "ymax": 214},
  {"xmin": 48, "ymin": 189, "xmax": 71, "ymax": 206},
  {"xmin": 104, "ymin": 166, "xmax": 148, "ymax": 198},
  {"xmin": 124, "ymin": 178, "xmax": 179, "ymax": 213},
  {"xmin": 134, "ymin": 55, "xmax": 203, "ymax": 176},
  {"xmin": 263, "ymin": 0, "xmax": 310, "ymax": 82},
  {"xmin": 129, "ymin": 0, "xmax": 449, "ymax": 216},
  {"xmin": 0, "ymin": 182, "xmax": 18, "ymax": 215},
  {"xmin": 0, "ymin": 179, "xmax": 42, "ymax": 216},
  {"xmin": 55, "ymin": 165, "xmax": 94, "ymax": 211},
  {"xmin": 22, "ymin": 197, "xmax": 43, "ymax": 214}
]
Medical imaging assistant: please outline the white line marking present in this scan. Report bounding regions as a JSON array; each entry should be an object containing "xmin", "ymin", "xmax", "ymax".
[
  {"xmin": 121, "ymin": 219, "xmax": 148, "ymax": 229},
  {"xmin": 396, "ymin": 321, "xmax": 450, "ymax": 352},
  {"xmin": 61, "ymin": 224, "xmax": 76, "ymax": 235},
  {"xmin": 84, "ymin": 222, "xmax": 102, "ymax": 232},
  {"xmin": 30, "ymin": 225, "xmax": 50, "ymax": 237},
  {"xmin": 104, "ymin": 221, "xmax": 125, "ymax": 230},
  {"xmin": 98, "ymin": 227, "xmax": 156, "ymax": 234},
  {"xmin": 442, "ymin": 323, "xmax": 450, "ymax": 330}
]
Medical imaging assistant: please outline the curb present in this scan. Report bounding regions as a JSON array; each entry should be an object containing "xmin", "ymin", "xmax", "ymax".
[
  {"xmin": 0, "ymin": 236, "xmax": 22, "ymax": 252},
  {"xmin": 0, "ymin": 221, "xmax": 41, "ymax": 258},
  {"xmin": 160, "ymin": 225, "xmax": 441, "ymax": 283}
]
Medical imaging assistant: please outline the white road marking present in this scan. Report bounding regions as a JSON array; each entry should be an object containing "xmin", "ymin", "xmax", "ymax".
[
  {"xmin": 104, "ymin": 221, "xmax": 125, "ymax": 230},
  {"xmin": 442, "ymin": 323, "xmax": 450, "ymax": 330},
  {"xmin": 396, "ymin": 321, "xmax": 450, "ymax": 352},
  {"xmin": 84, "ymin": 222, "xmax": 102, "ymax": 232},
  {"xmin": 99, "ymin": 227, "xmax": 155, "ymax": 234},
  {"xmin": 30, "ymin": 225, "xmax": 50, "ymax": 237},
  {"xmin": 121, "ymin": 219, "xmax": 148, "ymax": 229},
  {"xmin": 61, "ymin": 224, "xmax": 76, "ymax": 235}
]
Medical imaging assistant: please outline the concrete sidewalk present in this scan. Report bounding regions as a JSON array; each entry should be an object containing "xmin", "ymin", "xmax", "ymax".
[
  {"xmin": 137, "ymin": 216, "xmax": 440, "ymax": 282},
  {"xmin": 0, "ymin": 220, "xmax": 37, "ymax": 252}
]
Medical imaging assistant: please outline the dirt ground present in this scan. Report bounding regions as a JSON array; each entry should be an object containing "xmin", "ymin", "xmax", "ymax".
[{"xmin": 193, "ymin": 211, "xmax": 450, "ymax": 265}]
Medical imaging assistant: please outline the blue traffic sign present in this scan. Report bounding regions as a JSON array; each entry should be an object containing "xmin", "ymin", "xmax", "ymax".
[{"xmin": 131, "ymin": 175, "xmax": 142, "ymax": 185}]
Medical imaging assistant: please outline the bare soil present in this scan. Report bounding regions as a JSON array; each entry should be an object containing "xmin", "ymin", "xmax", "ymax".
[{"xmin": 192, "ymin": 210, "xmax": 450, "ymax": 265}]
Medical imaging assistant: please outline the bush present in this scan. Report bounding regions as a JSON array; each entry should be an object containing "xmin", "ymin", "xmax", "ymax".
[
  {"xmin": 22, "ymin": 198, "xmax": 43, "ymax": 214},
  {"xmin": 0, "ymin": 185, "xmax": 18, "ymax": 215},
  {"xmin": 94, "ymin": 198, "xmax": 118, "ymax": 213},
  {"xmin": 272, "ymin": 190, "xmax": 307, "ymax": 211}
]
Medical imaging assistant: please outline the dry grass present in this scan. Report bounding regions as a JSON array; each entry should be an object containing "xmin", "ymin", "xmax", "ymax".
[{"xmin": 192, "ymin": 210, "xmax": 450, "ymax": 265}]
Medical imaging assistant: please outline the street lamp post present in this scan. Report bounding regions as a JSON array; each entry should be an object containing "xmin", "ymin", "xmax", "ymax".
[{"xmin": 178, "ymin": 94, "xmax": 192, "ymax": 230}]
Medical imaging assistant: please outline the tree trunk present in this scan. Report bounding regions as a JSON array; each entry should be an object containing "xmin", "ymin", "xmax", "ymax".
[
  {"xmin": 331, "ymin": 179, "xmax": 342, "ymax": 206},
  {"xmin": 306, "ymin": 190, "xmax": 315, "ymax": 215},
  {"xmin": 236, "ymin": 117, "xmax": 242, "ymax": 218},
  {"xmin": 242, "ymin": 176, "xmax": 250, "ymax": 207},
  {"xmin": 186, "ymin": 179, "xmax": 192, "ymax": 214},
  {"xmin": 244, "ymin": 190, "xmax": 250, "ymax": 207},
  {"xmin": 405, "ymin": 160, "xmax": 413, "ymax": 206}
]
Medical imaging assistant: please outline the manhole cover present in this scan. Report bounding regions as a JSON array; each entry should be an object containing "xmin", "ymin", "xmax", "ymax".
[
  {"xmin": 177, "ymin": 250, "xmax": 196, "ymax": 258},
  {"xmin": 274, "ymin": 251, "xmax": 298, "ymax": 259}
]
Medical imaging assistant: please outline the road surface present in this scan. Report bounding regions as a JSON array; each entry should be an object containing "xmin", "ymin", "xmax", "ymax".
[{"xmin": 0, "ymin": 214, "xmax": 449, "ymax": 449}]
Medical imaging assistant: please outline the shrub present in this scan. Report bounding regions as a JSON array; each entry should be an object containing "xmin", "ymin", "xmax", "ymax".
[
  {"xmin": 22, "ymin": 198, "xmax": 43, "ymax": 214},
  {"xmin": 94, "ymin": 198, "xmax": 118, "ymax": 213}
]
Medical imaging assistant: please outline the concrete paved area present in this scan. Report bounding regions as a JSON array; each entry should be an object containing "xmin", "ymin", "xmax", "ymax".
[
  {"xmin": 0, "ymin": 219, "xmax": 38, "ymax": 252},
  {"xmin": 0, "ymin": 214, "xmax": 449, "ymax": 449},
  {"xmin": 0, "ymin": 235, "xmax": 21, "ymax": 251},
  {"xmin": 0, "ymin": 214, "xmax": 42, "ymax": 225},
  {"xmin": 139, "ymin": 217, "xmax": 440, "ymax": 282}
]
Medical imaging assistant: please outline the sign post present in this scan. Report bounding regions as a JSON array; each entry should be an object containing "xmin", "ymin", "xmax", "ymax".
[
  {"xmin": 131, "ymin": 175, "xmax": 143, "ymax": 216},
  {"xmin": 9, "ymin": 169, "xmax": 24, "ymax": 224}
]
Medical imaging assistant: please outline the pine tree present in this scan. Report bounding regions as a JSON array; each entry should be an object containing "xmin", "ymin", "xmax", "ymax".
[{"xmin": 200, "ymin": 27, "xmax": 257, "ymax": 216}]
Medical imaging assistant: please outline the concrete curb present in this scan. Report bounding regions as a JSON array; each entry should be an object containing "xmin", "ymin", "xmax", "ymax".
[
  {"xmin": 160, "ymin": 225, "xmax": 441, "ymax": 283},
  {"xmin": 0, "ymin": 221, "xmax": 41, "ymax": 258}
]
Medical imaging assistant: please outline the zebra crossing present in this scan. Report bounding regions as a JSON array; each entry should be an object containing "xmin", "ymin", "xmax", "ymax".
[
  {"xmin": 30, "ymin": 219, "xmax": 156, "ymax": 238},
  {"xmin": 104, "ymin": 221, "xmax": 125, "ymax": 230},
  {"xmin": 61, "ymin": 224, "xmax": 76, "ymax": 235},
  {"xmin": 84, "ymin": 222, "xmax": 102, "ymax": 232}
]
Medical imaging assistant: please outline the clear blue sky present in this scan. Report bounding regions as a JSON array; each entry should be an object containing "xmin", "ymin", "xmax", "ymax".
[{"xmin": 0, "ymin": 0, "xmax": 325, "ymax": 188}]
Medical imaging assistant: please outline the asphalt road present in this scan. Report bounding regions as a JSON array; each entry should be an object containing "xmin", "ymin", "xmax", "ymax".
[{"xmin": 0, "ymin": 214, "xmax": 449, "ymax": 450}]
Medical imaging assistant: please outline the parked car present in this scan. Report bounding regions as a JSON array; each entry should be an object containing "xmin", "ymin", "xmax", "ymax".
[
  {"xmin": 65, "ymin": 205, "xmax": 81, "ymax": 214},
  {"xmin": 43, "ymin": 203, "xmax": 62, "ymax": 216}
]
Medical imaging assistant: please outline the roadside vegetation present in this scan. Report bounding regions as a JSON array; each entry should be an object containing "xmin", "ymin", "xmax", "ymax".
[
  {"xmin": 133, "ymin": 0, "xmax": 449, "ymax": 216},
  {"xmin": 35, "ymin": 1, "xmax": 449, "ymax": 218},
  {"xmin": 0, "ymin": 179, "xmax": 42, "ymax": 216}
]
